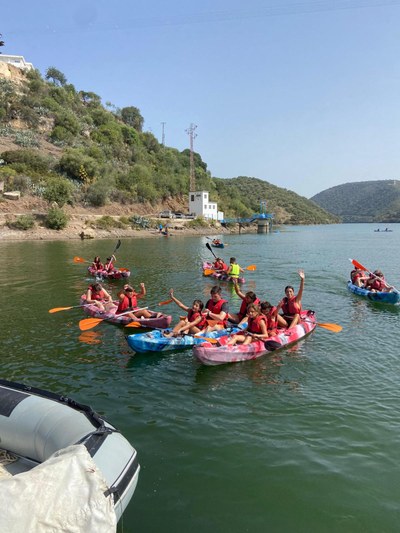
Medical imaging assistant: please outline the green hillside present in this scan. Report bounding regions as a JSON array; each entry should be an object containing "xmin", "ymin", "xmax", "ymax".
[
  {"xmin": 0, "ymin": 65, "xmax": 337, "ymax": 224},
  {"xmin": 311, "ymin": 180, "xmax": 400, "ymax": 222}
]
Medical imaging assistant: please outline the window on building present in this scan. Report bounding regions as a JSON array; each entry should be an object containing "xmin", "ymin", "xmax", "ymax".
[{"xmin": 191, "ymin": 195, "xmax": 194, "ymax": 201}]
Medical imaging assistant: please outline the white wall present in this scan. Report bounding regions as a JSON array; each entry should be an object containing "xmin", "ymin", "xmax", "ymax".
[{"xmin": 189, "ymin": 190, "xmax": 223, "ymax": 220}]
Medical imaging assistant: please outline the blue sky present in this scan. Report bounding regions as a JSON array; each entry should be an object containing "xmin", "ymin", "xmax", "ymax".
[{"xmin": 2, "ymin": 0, "xmax": 400, "ymax": 198}]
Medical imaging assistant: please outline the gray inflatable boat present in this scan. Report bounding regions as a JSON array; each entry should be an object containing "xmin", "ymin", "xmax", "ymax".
[{"xmin": 0, "ymin": 379, "xmax": 140, "ymax": 528}]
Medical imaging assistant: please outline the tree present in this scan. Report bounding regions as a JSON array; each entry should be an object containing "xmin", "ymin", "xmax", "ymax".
[
  {"xmin": 121, "ymin": 106, "xmax": 144, "ymax": 131},
  {"xmin": 45, "ymin": 67, "xmax": 67, "ymax": 87}
]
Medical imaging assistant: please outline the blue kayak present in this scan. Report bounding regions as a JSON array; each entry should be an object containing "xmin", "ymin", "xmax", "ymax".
[
  {"xmin": 347, "ymin": 281, "xmax": 400, "ymax": 304},
  {"xmin": 126, "ymin": 327, "xmax": 239, "ymax": 353}
]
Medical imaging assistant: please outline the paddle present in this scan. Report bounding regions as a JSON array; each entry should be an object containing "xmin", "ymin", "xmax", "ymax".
[
  {"xmin": 49, "ymin": 304, "xmax": 90, "ymax": 314},
  {"xmin": 302, "ymin": 320, "xmax": 342, "ymax": 333},
  {"xmin": 206, "ymin": 242, "xmax": 218, "ymax": 259},
  {"xmin": 79, "ymin": 307, "xmax": 148, "ymax": 331},
  {"xmin": 349, "ymin": 259, "xmax": 397, "ymax": 292},
  {"xmin": 111, "ymin": 239, "xmax": 122, "ymax": 256}
]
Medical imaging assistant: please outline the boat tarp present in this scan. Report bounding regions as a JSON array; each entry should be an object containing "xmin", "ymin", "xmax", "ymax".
[{"xmin": 0, "ymin": 444, "xmax": 117, "ymax": 533}]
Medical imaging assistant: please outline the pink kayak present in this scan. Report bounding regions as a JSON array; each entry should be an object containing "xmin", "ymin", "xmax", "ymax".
[
  {"xmin": 87, "ymin": 266, "xmax": 131, "ymax": 279},
  {"xmin": 80, "ymin": 296, "xmax": 172, "ymax": 329},
  {"xmin": 202, "ymin": 261, "xmax": 245, "ymax": 284},
  {"xmin": 193, "ymin": 310, "xmax": 316, "ymax": 365}
]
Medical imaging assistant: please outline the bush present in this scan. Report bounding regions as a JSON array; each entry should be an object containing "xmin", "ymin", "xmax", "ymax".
[
  {"xmin": 93, "ymin": 216, "xmax": 124, "ymax": 230},
  {"xmin": 45, "ymin": 207, "xmax": 69, "ymax": 230},
  {"xmin": 186, "ymin": 217, "xmax": 208, "ymax": 228},
  {"xmin": 7, "ymin": 215, "xmax": 35, "ymax": 230},
  {"xmin": 43, "ymin": 178, "xmax": 73, "ymax": 206}
]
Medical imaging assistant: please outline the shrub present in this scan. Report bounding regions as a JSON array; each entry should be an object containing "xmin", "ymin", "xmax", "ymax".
[
  {"xmin": 93, "ymin": 216, "xmax": 123, "ymax": 230},
  {"xmin": 45, "ymin": 207, "xmax": 69, "ymax": 230},
  {"xmin": 85, "ymin": 182, "xmax": 110, "ymax": 207},
  {"xmin": 7, "ymin": 215, "xmax": 35, "ymax": 230},
  {"xmin": 43, "ymin": 178, "xmax": 73, "ymax": 206},
  {"xmin": 186, "ymin": 217, "xmax": 208, "ymax": 228}
]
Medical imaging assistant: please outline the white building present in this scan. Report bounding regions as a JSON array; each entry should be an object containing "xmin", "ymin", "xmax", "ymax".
[
  {"xmin": 189, "ymin": 190, "xmax": 224, "ymax": 221},
  {"xmin": 0, "ymin": 55, "xmax": 34, "ymax": 71}
]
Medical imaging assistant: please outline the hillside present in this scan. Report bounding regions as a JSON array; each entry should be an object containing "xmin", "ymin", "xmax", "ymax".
[
  {"xmin": 0, "ymin": 62, "xmax": 337, "ymax": 226},
  {"xmin": 311, "ymin": 180, "xmax": 400, "ymax": 223}
]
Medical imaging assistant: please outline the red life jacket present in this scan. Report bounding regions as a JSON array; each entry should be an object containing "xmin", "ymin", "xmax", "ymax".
[
  {"xmin": 188, "ymin": 309, "xmax": 207, "ymax": 329},
  {"xmin": 92, "ymin": 261, "xmax": 103, "ymax": 271},
  {"xmin": 248, "ymin": 314, "xmax": 266, "ymax": 334},
  {"xmin": 264, "ymin": 306, "xmax": 278, "ymax": 332},
  {"xmin": 370, "ymin": 278, "xmax": 385, "ymax": 291},
  {"xmin": 104, "ymin": 261, "xmax": 114, "ymax": 273},
  {"xmin": 206, "ymin": 298, "xmax": 228, "ymax": 326},
  {"xmin": 89, "ymin": 285, "xmax": 105, "ymax": 301},
  {"xmin": 281, "ymin": 296, "xmax": 301, "ymax": 316},
  {"xmin": 117, "ymin": 294, "xmax": 138, "ymax": 314},
  {"xmin": 238, "ymin": 297, "xmax": 260, "ymax": 320}
]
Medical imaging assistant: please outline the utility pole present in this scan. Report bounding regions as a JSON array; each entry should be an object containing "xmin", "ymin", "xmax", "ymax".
[
  {"xmin": 161, "ymin": 122, "xmax": 166, "ymax": 146},
  {"xmin": 186, "ymin": 123, "xmax": 197, "ymax": 192}
]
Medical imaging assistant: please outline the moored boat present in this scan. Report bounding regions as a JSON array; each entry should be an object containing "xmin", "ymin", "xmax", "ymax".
[
  {"xmin": 126, "ymin": 326, "xmax": 240, "ymax": 353},
  {"xmin": 202, "ymin": 261, "xmax": 245, "ymax": 284},
  {"xmin": 0, "ymin": 379, "xmax": 139, "ymax": 528},
  {"xmin": 193, "ymin": 311, "xmax": 317, "ymax": 366},
  {"xmin": 87, "ymin": 266, "xmax": 131, "ymax": 279},
  {"xmin": 347, "ymin": 281, "xmax": 400, "ymax": 304},
  {"xmin": 80, "ymin": 295, "xmax": 172, "ymax": 328}
]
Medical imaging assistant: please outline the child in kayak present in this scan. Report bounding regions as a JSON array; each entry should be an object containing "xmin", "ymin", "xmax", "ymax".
[
  {"xmin": 104, "ymin": 255, "xmax": 117, "ymax": 274},
  {"xmin": 116, "ymin": 284, "xmax": 156, "ymax": 320},
  {"xmin": 213, "ymin": 257, "xmax": 228, "ymax": 272},
  {"xmin": 350, "ymin": 267, "xmax": 367, "ymax": 287},
  {"xmin": 228, "ymin": 281, "xmax": 259, "ymax": 325},
  {"xmin": 86, "ymin": 283, "xmax": 114, "ymax": 312},
  {"xmin": 164, "ymin": 289, "xmax": 206, "ymax": 337},
  {"xmin": 91, "ymin": 256, "xmax": 103, "ymax": 272},
  {"xmin": 364, "ymin": 270, "xmax": 393, "ymax": 292},
  {"xmin": 226, "ymin": 257, "xmax": 244, "ymax": 280},
  {"xmin": 276, "ymin": 269, "xmax": 305, "ymax": 328},
  {"xmin": 227, "ymin": 303, "xmax": 268, "ymax": 345},
  {"xmin": 203, "ymin": 286, "xmax": 229, "ymax": 332},
  {"xmin": 260, "ymin": 301, "xmax": 286, "ymax": 334}
]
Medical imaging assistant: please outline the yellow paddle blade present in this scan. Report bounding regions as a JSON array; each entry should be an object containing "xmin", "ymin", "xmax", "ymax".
[
  {"xmin": 73, "ymin": 256, "xmax": 87, "ymax": 263},
  {"xmin": 49, "ymin": 306, "xmax": 74, "ymax": 313},
  {"xmin": 79, "ymin": 317, "xmax": 104, "ymax": 331},
  {"xmin": 158, "ymin": 299, "xmax": 173, "ymax": 306},
  {"xmin": 118, "ymin": 267, "xmax": 130, "ymax": 272},
  {"xmin": 195, "ymin": 336, "xmax": 219, "ymax": 344},
  {"xmin": 317, "ymin": 322, "xmax": 343, "ymax": 333},
  {"xmin": 124, "ymin": 322, "xmax": 143, "ymax": 328},
  {"xmin": 203, "ymin": 269, "xmax": 215, "ymax": 276},
  {"xmin": 246, "ymin": 265, "xmax": 257, "ymax": 271}
]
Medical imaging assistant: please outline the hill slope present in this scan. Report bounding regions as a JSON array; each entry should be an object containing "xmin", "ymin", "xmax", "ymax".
[
  {"xmin": 311, "ymin": 180, "xmax": 400, "ymax": 223},
  {"xmin": 0, "ymin": 62, "xmax": 337, "ymax": 225}
]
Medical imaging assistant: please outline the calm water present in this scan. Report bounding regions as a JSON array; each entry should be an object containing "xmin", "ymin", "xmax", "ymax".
[{"xmin": 1, "ymin": 224, "xmax": 400, "ymax": 533}]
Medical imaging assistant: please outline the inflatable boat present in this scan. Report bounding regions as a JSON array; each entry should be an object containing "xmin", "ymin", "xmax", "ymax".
[
  {"xmin": 0, "ymin": 379, "xmax": 139, "ymax": 529},
  {"xmin": 193, "ymin": 311, "xmax": 317, "ymax": 365},
  {"xmin": 347, "ymin": 281, "xmax": 400, "ymax": 304},
  {"xmin": 80, "ymin": 295, "xmax": 172, "ymax": 329}
]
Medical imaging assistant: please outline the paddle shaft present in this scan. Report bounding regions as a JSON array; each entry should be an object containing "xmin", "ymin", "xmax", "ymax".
[
  {"xmin": 79, "ymin": 306, "xmax": 148, "ymax": 331},
  {"xmin": 206, "ymin": 242, "xmax": 218, "ymax": 259}
]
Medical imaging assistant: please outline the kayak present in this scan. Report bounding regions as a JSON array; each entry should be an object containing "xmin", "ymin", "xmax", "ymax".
[
  {"xmin": 0, "ymin": 379, "xmax": 139, "ymax": 526},
  {"xmin": 80, "ymin": 296, "xmax": 172, "ymax": 328},
  {"xmin": 347, "ymin": 281, "xmax": 400, "ymax": 304},
  {"xmin": 202, "ymin": 261, "xmax": 245, "ymax": 284},
  {"xmin": 126, "ymin": 326, "xmax": 240, "ymax": 354},
  {"xmin": 193, "ymin": 310, "xmax": 317, "ymax": 366},
  {"xmin": 88, "ymin": 266, "xmax": 131, "ymax": 279},
  {"xmin": 211, "ymin": 242, "xmax": 224, "ymax": 249}
]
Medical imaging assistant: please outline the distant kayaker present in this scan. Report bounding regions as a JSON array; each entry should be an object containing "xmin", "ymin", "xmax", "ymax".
[
  {"xmin": 276, "ymin": 269, "xmax": 305, "ymax": 328},
  {"xmin": 213, "ymin": 257, "xmax": 228, "ymax": 272},
  {"xmin": 104, "ymin": 255, "xmax": 117, "ymax": 274},
  {"xmin": 227, "ymin": 304, "xmax": 268, "ymax": 345},
  {"xmin": 226, "ymin": 257, "xmax": 244, "ymax": 280},
  {"xmin": 91, "ymin": 256, "xmax": 103, "ymax": 272},
  {"xmin": 350, "ymin": 267, "xmax": 367, "ymax": 288},
  {"xmin": 116, "ymin": 284, "xmax": 155, "ymax": 319},
  {"xmin": 203, "ymin": 286, "xmax": 229, "ymax": 332},
  {"xmin": 164, "ymin": 289, "xmax": 206, "ymax": 337},
  {"xmin": 86, "ymin": 283, "xmax": 114, "ymax": 312},
  {"xmin": 228, "ymin": 281, "xmax": 259, "ymax": 325}
]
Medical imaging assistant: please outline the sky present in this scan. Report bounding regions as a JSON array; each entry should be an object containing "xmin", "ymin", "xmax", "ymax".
[{"xmin": 2, "ymin": 0, "xmax": 400, "ymax": 198}]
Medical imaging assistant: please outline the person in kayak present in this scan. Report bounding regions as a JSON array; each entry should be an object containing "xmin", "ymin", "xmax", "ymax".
[
  {"xmin": 91, "ymin": 256, "xmax": 103, "ymax": 272},
  {"xmin": 86, "ymin": 283, "xmax": 114, "ymax": 312},
  {"xmin": 276, "ymin": 269, "xmax": 305, "ymax": 328},
  {"xmin": 226, "ymin": 257, "xmax": 244, "ymax": 280},
  {"xmin": 116, "ymin": 284, "xmax": 156, "ymax": 319},
  {"xmin": 260, "ymin": 301, "xmax": 286, "ymax": 334},
  {"xmin": 364, "ymin": 270, "xmax": 393, "ymax": 292},
  {"xmin": 213, "ymin": 257, "xmax": 228, "ymax": 272},
  {"xmin": 227, "ymin": 303, "xmax": 268, "ymax": 345},
  {"xmin": 164, "ymin": 289, "xmax": 207, "ymax": 337},
  {"xmin": 350, "ymin": 267, "xmax": 367, "ymax": 287},
  {"xmin": 104, "ymin": 255, "xmax": 117, "ymax": 274},
  {"xmin": 228, "ymin": 281, "xmax": 259, "ymax": 325},
  {"xmin": 203, "ymin": 286, "xmax": 229, "ymax": 332}
]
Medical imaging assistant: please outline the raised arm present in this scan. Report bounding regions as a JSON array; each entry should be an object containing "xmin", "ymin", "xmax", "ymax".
[
  {"xmin": 169, "ymin": 288, "xmax": 189, "ymax": 312},
  {"xmin": 296, "ymin": 269, "xmax": 305, "ymax": 304}
]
